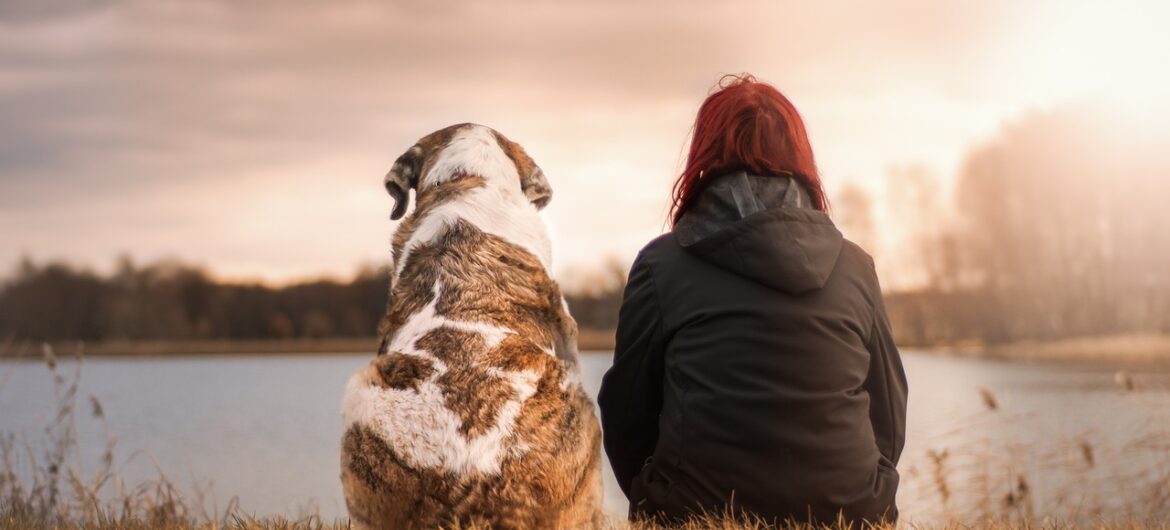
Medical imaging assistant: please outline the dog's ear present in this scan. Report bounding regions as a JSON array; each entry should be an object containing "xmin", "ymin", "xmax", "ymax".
[
  {"xmin": 492, "ymin": 131, "xmax": 551, "ymax": 209},
  {"xmin": 521, "ymin": 165, "xmax": 552, "ymax": 210},
  {"xmin": 385, "ymin": 145, "xmax": 422, "ymax": 220}
]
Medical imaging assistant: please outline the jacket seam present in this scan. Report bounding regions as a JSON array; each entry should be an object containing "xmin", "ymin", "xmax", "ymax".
[
  {"xmin": 640, "ymin": 253, "xmax": 667, "ymax": 336},
  {"xmin": 864, "ymin": 250, "xmax": 900, "ymax": 461},
  {"xmin": 640, "ymin": 249, "xmax": 683, "ymax": 466},
  {"xmin": 866, "ymin": 316, "xmax": 899, "ymax": 462},
  {"xmin": 790, "ymin": 222, "xmax": 818, "ymax": 286},
  {"xmin": 863, "ymin": 253, "xmax": 880, "ymax": 345}
]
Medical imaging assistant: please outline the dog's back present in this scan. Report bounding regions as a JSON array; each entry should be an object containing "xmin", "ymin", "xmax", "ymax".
[{"xmin": 340, "ymin": 124, "xmax": 601, "ymax": 529}]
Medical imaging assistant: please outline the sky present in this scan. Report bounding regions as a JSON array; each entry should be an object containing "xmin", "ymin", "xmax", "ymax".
[{"xmin": 2, "ymin": 0, "xmax": 1167, "ymax": 288}]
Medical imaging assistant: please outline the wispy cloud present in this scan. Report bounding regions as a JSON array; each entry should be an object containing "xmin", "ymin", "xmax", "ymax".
[{"xmin": 1, "ymin": 0, "xmax": 1165, "ymax": 283}]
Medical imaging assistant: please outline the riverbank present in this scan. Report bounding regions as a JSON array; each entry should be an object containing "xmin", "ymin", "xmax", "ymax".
[
  {"xmin": 3, "ymin": 329, "xmax": 617, "ymax": 358},
  {"xmin": 926, "ymin": 333, "xmax": 1170, "ymax": 365},
  {"xmin": 7, "ymin": 332, "xmax": 1169, "ymax": 364},
  {"xmin": 6, "ymin": 337, "xmax": 381, "ymax": 358}
]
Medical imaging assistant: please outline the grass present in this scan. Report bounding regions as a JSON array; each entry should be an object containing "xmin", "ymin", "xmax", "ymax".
[
  {"xmin": 4, "ymin": 344, "xmax": 1170, "ymax": 529},
  {"xmin": 900, "ymin": 372, "xmax": 1170, "ymax": 524}
]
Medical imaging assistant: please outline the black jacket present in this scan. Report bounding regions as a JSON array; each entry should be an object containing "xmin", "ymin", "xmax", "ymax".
[{"xmin": 598, "ymin": 171, "xmax": 908, "ymax": 525}]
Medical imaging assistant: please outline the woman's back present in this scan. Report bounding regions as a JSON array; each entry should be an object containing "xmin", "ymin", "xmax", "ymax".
[
  {"xmin": 600, "ymin": 73, "xmax": 907, "ymax": 525},
  {"xmin": 599, "ymin": 173, "xmax": 906, "ymax": 524}
]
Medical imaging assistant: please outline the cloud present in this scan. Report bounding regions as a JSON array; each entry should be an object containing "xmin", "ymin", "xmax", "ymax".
[{"xmin": 2, "ymin": 0, "xmax": 1161, "ymax": 283}]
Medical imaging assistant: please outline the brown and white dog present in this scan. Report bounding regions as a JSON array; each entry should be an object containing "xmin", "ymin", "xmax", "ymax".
[{"xmin": 340, "ymin": 124, "xmax": 602, "ymax": 529}]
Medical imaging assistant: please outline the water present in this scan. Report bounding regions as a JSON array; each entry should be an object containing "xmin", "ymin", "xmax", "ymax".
[{"xmin": 2, "ymin": 350, "xmax": 1169, "ymax": 523}]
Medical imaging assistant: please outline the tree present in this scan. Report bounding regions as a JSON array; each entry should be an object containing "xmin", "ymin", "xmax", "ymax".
[
  {"xmin": 833, "ymin": 183, "xmax": 876, "ymax": 255},
  {"xmin": 951, "ymin": 103, "xmax": 1170, "ymax": 341}
]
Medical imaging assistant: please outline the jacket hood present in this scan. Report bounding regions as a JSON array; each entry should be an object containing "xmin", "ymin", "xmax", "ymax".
[{"xmin": 674, "ymin": 171, "xmax": 843, "ymax": 294}]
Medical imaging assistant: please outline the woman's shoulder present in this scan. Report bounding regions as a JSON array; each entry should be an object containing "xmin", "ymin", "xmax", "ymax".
[
  {"xmin": 640, "ymin": 233, "xmax": 677, "ymax": 254},
  {"xmin": 838, "ymin": 239, "xmax": 876, "ymax": 271},
  {"xmin": 632, "ymin": 232, "xmax": 687, "ymax": 268},
  {"xmin": 836, "ymin": 239, "xmax": 885, "ymax": 299}
]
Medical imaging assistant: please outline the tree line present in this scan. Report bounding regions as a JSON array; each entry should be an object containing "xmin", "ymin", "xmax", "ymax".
[
  {"xmin": 0, "ymin": 256, "xmax": 625, "ymax": 343},
  {"xmin": 0, "ymin": 257, "xmax": 387, "ymax": 342}
]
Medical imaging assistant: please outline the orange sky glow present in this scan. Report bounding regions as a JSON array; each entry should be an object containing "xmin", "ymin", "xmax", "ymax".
[{"xmin": 1, "ymin": 0, "xmax": 1167, "ymax": 289}]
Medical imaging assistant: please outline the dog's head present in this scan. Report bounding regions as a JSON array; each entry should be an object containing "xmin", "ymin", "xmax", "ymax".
[{"xmin": 384, "ymin": 123, "xmax": 551, "ymax": 221}]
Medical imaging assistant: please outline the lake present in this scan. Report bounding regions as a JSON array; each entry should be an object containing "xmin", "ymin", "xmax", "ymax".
[{"xmin": 2, "ymin": 350, "xmax": 1169, "ymax": 523}]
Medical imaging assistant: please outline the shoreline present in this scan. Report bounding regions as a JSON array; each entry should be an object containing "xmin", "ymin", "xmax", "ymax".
[
  {"xmin": 5, "ymin": 332, "xmax": 1169, "ymax": 364},
  {"xmin": 910, "ymin": 333, "xmax": 1170, "ymax": 366},
  {"xmin": 3, "ymin": 328, "xmax": 619, "ymax": 359}
]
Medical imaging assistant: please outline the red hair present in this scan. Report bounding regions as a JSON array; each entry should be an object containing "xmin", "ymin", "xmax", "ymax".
[{"xmin": 670, "ymin": 74, "xmax": 827, "ymax": 225}]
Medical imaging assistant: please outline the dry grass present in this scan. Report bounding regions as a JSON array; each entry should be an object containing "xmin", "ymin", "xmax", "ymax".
[
  {"xmin": 4, "ymin": 344, "xmax": 1170, "ymax": 529},
  {"xmin": 896, "ymin": 371, "xmax": 1170, "ymax": 524},
  {"xmin": 1, "ymin": 344, "xmax": 225, "ymax": 529}
]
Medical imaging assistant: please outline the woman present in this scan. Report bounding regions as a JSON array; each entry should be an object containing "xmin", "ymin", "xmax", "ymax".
[{"xmin": 598, "ymin": 74, "xmax": 907, "ymax": 526}]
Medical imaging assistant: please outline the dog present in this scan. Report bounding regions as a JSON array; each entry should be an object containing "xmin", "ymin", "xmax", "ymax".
[{"xmin": 340, "ymin": 123, "xmax": 603, "ymax": 529}]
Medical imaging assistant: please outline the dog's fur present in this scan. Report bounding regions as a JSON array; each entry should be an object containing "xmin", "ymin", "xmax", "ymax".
[{"xmin": 340, "ymin": 124, "xmax": 602, "ymax": 529}]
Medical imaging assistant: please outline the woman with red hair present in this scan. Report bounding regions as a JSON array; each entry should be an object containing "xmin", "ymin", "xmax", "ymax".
[{"xmin": 598, "ymin": 75, "xmax": 907, "ymax": 526}]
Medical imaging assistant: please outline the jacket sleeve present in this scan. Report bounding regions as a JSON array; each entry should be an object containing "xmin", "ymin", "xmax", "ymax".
[
  {"xmin": 598, "ymin": 251, "xmax": 667, "ymax": 499},
  {"xmin": 864, "ymin": 290, "xmax": 909, "ymax": 467}
]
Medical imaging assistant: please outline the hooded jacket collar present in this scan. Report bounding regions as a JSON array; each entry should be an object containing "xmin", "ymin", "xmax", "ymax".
[{"xmin": 674, "ymin": 171, "xmax": 843, "ymax": 294}]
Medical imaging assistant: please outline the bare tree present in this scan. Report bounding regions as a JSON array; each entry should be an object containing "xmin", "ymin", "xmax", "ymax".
[{"xmin": 834, "ymin": 183, "xmax": 877, "ymax": 255}]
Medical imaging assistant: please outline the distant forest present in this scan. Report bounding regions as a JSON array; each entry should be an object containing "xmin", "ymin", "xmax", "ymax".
[
  {"xmin": 2, "ymin": 104, "xmax": 1168, "ymax": 346},
  {"xmin": 0, "ymin": 257, "xmax": 623, "ymax": 343}
]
